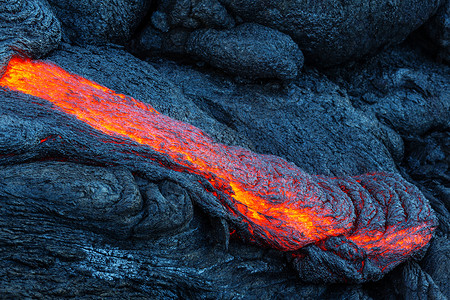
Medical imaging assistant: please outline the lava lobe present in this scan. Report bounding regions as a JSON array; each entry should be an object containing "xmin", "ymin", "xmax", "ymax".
[{"xmin": 0, "ymin": 56, "xmax": 437, "ymax": 282}]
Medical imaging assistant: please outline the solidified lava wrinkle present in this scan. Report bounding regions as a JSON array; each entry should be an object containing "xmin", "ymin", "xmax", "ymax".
[{"xmin": 0, "ymin": 56, "xmax": 437, "ymax": 282}]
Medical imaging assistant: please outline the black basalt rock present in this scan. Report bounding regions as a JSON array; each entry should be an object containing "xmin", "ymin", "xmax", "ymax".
[
  {"xmin": 46, "ymin": 0, "xmax": 151, "ymax": 45},
  {"xmin": 151, "ymin": 58, "xmax": 401, "ymax": 176},
  {"xmin": 186, "ymin": 23, "xmax": 304, "ymax": 80},
  {"xmin": 419, "ymin": 236, "xmax": 450, "ymax": 298},
  {"xmin": 0, "ymin": 0, "xmax": 61, "ymax": 74},
  {"xmin": 0, "ymin": 160, "xmax": 193, "ymax": 240},
  {"xmin": 0, "ymin": 162, "xmax": 144, "ymax": 239},
  {"xmin": 325, "ymin": 44, "xmax": 450, "ymax": 136},
  {"xmin": 0, "ymin": 90, "xmax": 326, "ymax": 299},
  {"xmin": 46, "ymin": 43, "xmax": 252, "ymax": 150},
  {"xmin": 133, "ymin": 178, "xmax": 194, "ymax": 237},
  {"xmin": 424, "ymin": 0, "xmax": 450, "ymax": 63},
  {"xmin": 153, "ymin": 0, "xmax": 235, "ymax": 30},
  {"xmin": 0, "ymin": 53, "xmax": 438, "ymax": 285},
  {"xmin": 220, "ymin": 0, "xmax": 443, "ymax": 66}
]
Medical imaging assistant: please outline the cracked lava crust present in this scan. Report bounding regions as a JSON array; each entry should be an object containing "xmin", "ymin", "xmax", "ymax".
[{"xmin": 0, "ymin": 56, "xmax": 437, "ymax": 283}]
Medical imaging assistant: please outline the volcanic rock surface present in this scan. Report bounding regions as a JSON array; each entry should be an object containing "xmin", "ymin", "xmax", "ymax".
[
  {"xmin": 0, "ymin": 0, "xmax": 449, "ymax": 299},
  {"xmin": 186, "ymin": 23, "xmax": 303, "ymax": 80},
  {"xmin": 424, "ymin": 0, "xmax": 450, "ymax": 63},
  {"xmin": 149, "ymin": 0, "xmax": 444, "ymax": 67},
  {"xmin": 220, "ymin": 0, "xmax": 444, "ymax": 66},
  {"xmin": 0, "ymin": 0, "xmax": 60, "ymax": 74},
  {"xmin": 46, "ymin": 0, "xmax": 150, "ymax": 45}
]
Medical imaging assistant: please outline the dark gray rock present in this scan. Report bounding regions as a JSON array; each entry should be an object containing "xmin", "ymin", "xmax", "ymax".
[
  {"xmin": 0, "ymin": 91, "xmax": 325, "ymax": 298},
  {"xmin": 46, "ymin": 0, "xmax": 151, "ymax": 45},
  {"xmin": 401, "ymin": 130, "xmax": 450, "ymax": 238},
  {"xmin": 0, "ymin": 84, "xmax": 437, "ymax": 284},
  {"xmin": 0, "ymin": 161, "xmax": 193, "ymax": 240},
  {"xmin": 135, "ymin": 0, "xmax": 235, "ymax": 67},
  {"xmin": 190, "ymin": 0, "xmax": 235, "ymax": 29},
  {"xmin": 220, "ymin": 0, "xmax": 443, "ymax": 66},
  {"xmin": 133, "ymin": 179, "xmax": 194, "ymax": 238},
  {"xmin": 0, "ymin": 0, "xmax": 61, "ymax": 74},
  {"xmin": 420, "ymin": 236, "xmax": 450, "ymax": 298},
  {"xmin": 404, "ymin": 131, "xmax": 449, "ymax": 198},
  {"xmin": 186, "ymin": 23, "xmax": 303, "ymax": 80},
  {"xmin": 390, "ymin": 261, "xmax": 446, "ymax": 299},
  {"xmin": 136, "ymin": 27, "xmax": 192, "ymax": 57},
  {"xmin": 324, "ymin": 46, "xmax": 450, "ymax": 241},
  {"xmin": 154, "ymin": 0, "xmax": 235, "ymax": 30},
  {"xmin": 425, "ymin": 0, "xmax": 450, "ymax": 63},
  {"xmin": 0, "ymin": 162, "xmax": 145, "ymax": 239},
  {"xmin": 151, "ymin": 59, "xmax": 400, "ymax": 176},
  {"xmin": 325, "ymin": 44, "xmax": 450, "ymax": 136}
]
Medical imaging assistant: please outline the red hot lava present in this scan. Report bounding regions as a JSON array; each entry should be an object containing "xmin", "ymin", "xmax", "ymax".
[{"xmin": 0, "ymin": 57, "xmax": 437, "ymax": 282}]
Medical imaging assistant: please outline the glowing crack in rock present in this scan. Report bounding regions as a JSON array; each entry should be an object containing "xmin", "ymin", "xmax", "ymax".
[{"xmin": 0, "ymin": 56, "xmax": 437, "ymax": 282}]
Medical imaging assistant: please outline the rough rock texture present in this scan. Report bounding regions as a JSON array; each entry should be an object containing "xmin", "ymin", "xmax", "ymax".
[
  {"xmin": 0, "ymin": 161, "xmax": 195, "ymax": 239},
  {"xmin": 0, "ymin": 0, "xmax": 449, "ymax": 297},
  {"xmin": 186, "ymin": 23, "xmax": 303, "ymax": 80},
  {"xmin": 0, "ymin": 55, "xmax": 437, "ymax": 283},
  {"xmin": 0, "ymin": 91, "xmax": 325, "ymax": 298},
  {"xmin": 0, "ymin": 42, "xmax": 446, "ymax": 289},
  {"xmin": 424, "ymin": 0, "xmax": 450, "ymax": 63},
  {"xmin": 220, "ymin": 0, "xmax": 443, "ymax": 66},
  {"xmin": 135, "ymin": 0, "xmax": 237, "ymax": 60},
  {"xmin": 0, "ymin": 162, "xmax": 151, "ymax": 239},
  {"xmin": 324, "ymin": 44, "xmax": 450, "ymax": 249},
  {"xmin": 136, "ymin": 26, "xmax": 192, "ymax": 57},
  {"xmin": 291, "ymin": 173, "xmax": 437, "ymax": 283},
  {"xmin": 0, "ymin": 41, "xmax": 448, "ymax": 298},
  {"xmin": 46, "ymin": 0, "xmax": 150, "ymax": 45},
  {"xmin": 152, "ymin": 0, "xmax": 235, "ymax": 30},
  {"xmin": 151, "ymin": 58, "xmax": 401, "ymax": 176},
  {"xmin": 141, "ymin": 0, "xmax": 443, "ymax": 73},
  {"xmin": 420, "ymin": 236, "xmax": 450, "ymax": 298},
  {"xmin": 325, "ymin": 44, "xmax": 450, "ymax": 136},
  {"xmin": 0, "ymin": 0, "xmax": 61, "ymax": 74},
  {"xmin": 390, "ymin": 261, "xmax": 447, "ymax": 299}
]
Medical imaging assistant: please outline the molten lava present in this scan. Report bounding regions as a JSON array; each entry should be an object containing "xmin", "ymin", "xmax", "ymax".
[{"xmin": 0, "ymin": 56, "xmax": 437, "ymax": 282}]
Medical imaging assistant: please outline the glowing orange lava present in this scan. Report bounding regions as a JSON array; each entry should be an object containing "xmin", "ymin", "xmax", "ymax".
[
  {"xmin": 1, "ymin": 56, "xmax": 356, "ymax": 250},
  {"xmin": 0, "ymin": 56, "xmax": 436, "ymax": 277}
]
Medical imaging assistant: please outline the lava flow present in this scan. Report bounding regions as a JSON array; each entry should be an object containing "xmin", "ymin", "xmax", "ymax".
[{"xmin": 0, "ymin": 56, "xmax": 437, "ymax": 281}]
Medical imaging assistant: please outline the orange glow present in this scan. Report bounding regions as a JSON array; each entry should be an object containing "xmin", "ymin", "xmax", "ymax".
[
  {"xmin": 348, "ymin": 224, "xmax": 434, "ymax": 256},
  {"xmin": 0, "ymin": 57, "xmax": 436, "ymax": 273},
  {"xmin": 0, "ymin": 56, "xmax": 354, "ymax": 250}
]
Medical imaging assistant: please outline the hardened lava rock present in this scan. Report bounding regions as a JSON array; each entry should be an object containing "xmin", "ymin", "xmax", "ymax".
[
  {"xmin": 46, "ymin": 0, "xmax": 151, "ymax": 45},
  {"xmin": 424, "ymin": 0, "xmax": 450, "ymax": 63},
  {"xmin": 139, "ymin": 1, "xmax": 304, "ymax": 79},
  {"xmin": 0, "ymin": 0, "xmax": 61, "ymax": 74},
  {"xmin": 0, "ymin": 161, "xmax": 144, "ymax": 239},
  {"xmin": 220, "ymin": 0, "xmax": 443, "ymax": 66},
  {"xmin": 186, "ymin": 23, "xmax": 304, "ymax": 80},
  {"xmin": 324, "ymin": 44, "xmax": 450, "ymax": 138},
  {"xmin": 0, "ymin": 159, "xmax": 193, "ymax": 240},
  {"xmin": 152, "ymin": 0, "xmax": 235, "ymax": 31},
  {"xmin": 420, "ymin": 236, "xmax": 450, "ymax": 298},
  {"xmin": 137, "ymin": 22, "xmax": 304, "ymax": 80}
]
